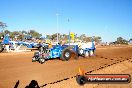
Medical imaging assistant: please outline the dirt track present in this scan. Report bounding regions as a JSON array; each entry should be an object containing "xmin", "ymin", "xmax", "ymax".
[{"xmin": 0, "ymin": 46, "xmax": 132, "ymax": 88}]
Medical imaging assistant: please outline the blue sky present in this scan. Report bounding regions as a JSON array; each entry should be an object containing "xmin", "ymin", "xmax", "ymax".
[{"xmin": 0, "ymin": 0, "xmax": 132, "ymax": 42}]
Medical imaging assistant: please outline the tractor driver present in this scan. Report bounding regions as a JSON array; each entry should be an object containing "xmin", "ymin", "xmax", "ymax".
[{"xmin": 38, "ymin": 42, "xmax": 43, "ymax": 52}]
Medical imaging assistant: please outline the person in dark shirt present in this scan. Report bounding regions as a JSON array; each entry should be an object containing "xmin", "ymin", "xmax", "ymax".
[{"xmin": 38, "ymin": 42, "xmax": 42, "ymax": 52}]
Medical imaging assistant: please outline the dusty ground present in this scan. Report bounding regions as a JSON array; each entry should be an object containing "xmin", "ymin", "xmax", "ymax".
[
  {"xmin": 0, "ymin": 46, "xmax": 132, "ymax": 88},
  {"xmin": 45, "ymin": 58, "xmax": 132, "ymax": 88}
]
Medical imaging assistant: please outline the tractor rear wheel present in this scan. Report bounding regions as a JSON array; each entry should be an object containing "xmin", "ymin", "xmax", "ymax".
[
  {"xmin": 61, "ymin": 48, "xmax": 71, "ymax": 61},
  {"xmin": 0, "ymin": 44, "xmax": 4, "ymax": 53}
]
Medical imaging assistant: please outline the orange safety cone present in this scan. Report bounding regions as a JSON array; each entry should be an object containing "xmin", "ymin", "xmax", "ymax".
[{"xmin": 78, "ymin": 67, "xmax": 85, "ymax": 76}]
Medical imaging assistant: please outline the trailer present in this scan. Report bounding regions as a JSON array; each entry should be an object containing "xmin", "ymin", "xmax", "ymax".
[{"xmin": 0, "ymin": 33, "xmax": 41, "ymax": 53}]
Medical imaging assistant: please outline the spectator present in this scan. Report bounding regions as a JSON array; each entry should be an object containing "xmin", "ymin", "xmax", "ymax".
[{"xmin": 3, "ymin": 33, "xmax": 10, "ymax": 52}]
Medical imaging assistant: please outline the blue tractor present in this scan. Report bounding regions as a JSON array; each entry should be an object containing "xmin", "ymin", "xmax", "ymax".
[
  {"xmin": 32, "ymin": 44, "xmax": 79, "ymax": 64},
  {"xmin": 32, "ymin": 41, "xmax": 96, "ymax": 64}
]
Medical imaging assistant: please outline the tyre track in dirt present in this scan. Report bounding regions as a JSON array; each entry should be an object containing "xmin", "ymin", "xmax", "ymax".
[
  {"xmin": 44, "ymin": 57, "xmax": 132, "ymax": 88},
  {"xmin": 0, "ymin": 47, "xmax": 132, "ymax": 88},
  {"xmin": 40, "ymin": 56, "xmax": 132, "ymax": 87}
]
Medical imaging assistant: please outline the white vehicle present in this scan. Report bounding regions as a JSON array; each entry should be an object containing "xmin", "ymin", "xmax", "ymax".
[{"xmin": 77, "ymin": 42, "xmax": 96, "ymax": 57}]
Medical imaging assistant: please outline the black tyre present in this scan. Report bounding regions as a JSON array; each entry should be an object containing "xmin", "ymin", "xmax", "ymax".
[
  {"xmin": 78, "ymin": 48, "xmax": 82, "ymax": 54},
  {"xmin": 89, "ymin": 50, "xmax": 94, "ymax": 56},
  {"xmin": 76, "ymin": 75, "xmax": 87, "ymax": 85},
  {"xmin": 61, "ymin": 48, "xmax": 71, "ymax": 61},
  {"xmin": 39, "ymin": 57, "xmax": 45, "ymax": 64},
  {"xmin": 71, "ymin": 51, "xmax": 79, "ymax": 60},
  {"xmin": 0, "ymin": 44, "xmax": 4, "ymax": 53},
  {"xmin": 32, "ymin": 57, "xmax": 36, "ymax": 62},
  {"xmin": 74, "ymin": 52, "xmax": 79, "ymax": 60}
]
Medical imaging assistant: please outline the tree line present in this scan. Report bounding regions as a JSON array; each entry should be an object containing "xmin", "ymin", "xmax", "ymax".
[
  {"xmin": 0, "ymin": 29, "xmax": 102, "ymax": 43},
  {"xmin": 0, "ymin": 21, "xmax": 131, "ymax": 44}
]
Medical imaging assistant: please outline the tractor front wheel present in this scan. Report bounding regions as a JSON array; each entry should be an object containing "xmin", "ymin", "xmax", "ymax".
[
  {"xmin": 32, "ymin": 57, "xmax": 36, "ymax": 62},
  {"xmin": 39, "ymin": 57, "xmax": 45, "ymax": 64}
]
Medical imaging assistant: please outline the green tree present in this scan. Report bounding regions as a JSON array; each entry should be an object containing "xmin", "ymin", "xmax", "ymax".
[
  {"xmin": 13, "ymin": 31, "xmax": 20, "ymax": 35},
  {"xmin": 62, "ymin": 34, "xmax": 68, "ymax": 40},
  {"xmin": 116, "ymin": 37, "xmax": 128, "ymax": 44},
  {"xmin": 4, "ymin": 30, "xmax": 10, "ymax": 34},
  {"xmin": 93, "ymin": 36, "xmax": 102, "ymax": 43},
  {"xmin": 0, "ymin": 22, "xmax": 7, "ymax": 31},
  {"xmin": 129, "ymin": 38, "xmax": 132, "ymax": 41},
  {"xmin": 46, "ymin": 35, "xmax": 51, "ymax": 39},
  {"xmin": 0, "ymin": 21, "xmax": 7, "ymax": 39},
  {"xmin": 84, "ymin": 37, "xmax": 92, "ymax": 42},
  {"xmin": 9, "ymin": 31, "xmax": 20, "ymax": 40},
  {"xmin": 51, "ymin": 33, "xmax": 57, "ymax": 41},
  {"xmin": 22, "ymin": 30, "xmax": 27, "ymax": 35},
  {"xmin": 79, "ymin": 34, "xmax": 86, "ymax": 41},
  {"xmin": 29, "ymin": 30, "xmax": 42, "ymax": 38}
]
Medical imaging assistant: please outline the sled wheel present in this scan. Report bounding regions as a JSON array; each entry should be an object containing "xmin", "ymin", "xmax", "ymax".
[
  {"xmin": 89, "ymin": 50, "xmax": 94, "ymax": 56},
  {"xmin": 84, "ymin": 51, "xmax": 89, "ymax": 58}
]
